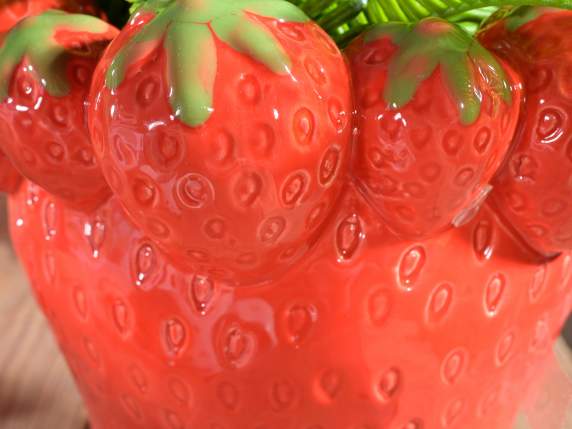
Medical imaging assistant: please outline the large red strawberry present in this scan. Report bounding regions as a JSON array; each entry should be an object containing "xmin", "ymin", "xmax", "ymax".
[
  {"xmin": 479, "ymin": 7, "xmax": 572, "ymax": 257},
  {"xmin": 0, "ymin": 0, "xmax": 100, "ymax": 194},
  {"xmin": 346, "ymin": 18, "xmax": 522, "ymax": 239},
  {"xmin": 0, "ymin": 10, "xmax": 118, "ymax": 210},
  {"xmin": 8, "ymin": 178, "xmax": 572, "ymax": 429},
  {"xmin": 88, "ymin": 0, "xmax": 353, "ymax": 285}
]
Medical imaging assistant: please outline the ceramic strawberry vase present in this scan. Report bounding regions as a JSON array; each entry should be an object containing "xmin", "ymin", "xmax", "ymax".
[{"xmin": 1, "ymin": 1, "xmax": 572, "ymax": 428}]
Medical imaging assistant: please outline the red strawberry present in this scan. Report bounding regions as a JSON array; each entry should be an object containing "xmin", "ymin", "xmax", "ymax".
[
  {"xmin": 0, "ymin": 0, "xmax": 99, "ymax": 194},
  {"xmin": 0, "ymin": 10, "xmax": 118, "ymax": 210},
  {"xmin": 8, "ymin": 178, "xmax": 572, "ymax": 429},
  {"xmin": 89, "ymin": 0, "xmax": 353, "ymax": 285},
  {"xmin": 346, "ymin": 19, "xmax": 522, "ymax": 239},
  {"xmin": 479, "ymin": 7, "xmax": 572, "ymax": 257},
  {"xmin": 0, "ymin": 150, "xmax": 21, "ymax": 193}
]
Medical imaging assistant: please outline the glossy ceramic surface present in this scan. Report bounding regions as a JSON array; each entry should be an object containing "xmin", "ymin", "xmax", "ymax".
[
  {"xmin": 0, "ymin": 2, "xmax": 572, "ymax": 429},
  {"xmin": 9, "ymin": 180, "xmax": 572, "ymax": 429}
]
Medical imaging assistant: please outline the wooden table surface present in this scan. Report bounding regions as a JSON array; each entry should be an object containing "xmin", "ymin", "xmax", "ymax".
[{"xmin": 0, "ymin": 198, "xmax": 570, "ymax": 429}]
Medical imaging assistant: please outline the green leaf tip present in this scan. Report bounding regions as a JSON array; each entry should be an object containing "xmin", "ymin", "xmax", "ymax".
[
  {"xmin": 109, "ymin": 0, "xmax": 309, "ymax": 128},
  {"xmin": 364, "ymin": 18, "xmax": 513, "ymax": 126},
  {"xmin": 0, "ymin": 9, "xmax": 115, "ymax": 102}
]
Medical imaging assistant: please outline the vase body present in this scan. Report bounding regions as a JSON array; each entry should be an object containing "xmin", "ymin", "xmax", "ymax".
[{"xmin": 7, "ymin": 179, "xmax": 572, "ymax": 429}]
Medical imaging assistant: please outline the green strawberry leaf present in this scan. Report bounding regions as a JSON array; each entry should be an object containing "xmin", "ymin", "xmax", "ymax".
[
  {"xmin": 109, "ymin": 0, "xmax": 309, "ymax": 127},
  {"xmin": 0, "ymin": 9, "xmax": 115, "ymax": 101},
  {"xmin": 165, "ymin": 23, "xmax": 216, "ymax": 127},
  {"xmin": 211, "ymin": 13, "xmax": 292, "ymax": 75},
  {"xmin": 368, "ymin": 18, "xmax": 512, "ymax": 125}
]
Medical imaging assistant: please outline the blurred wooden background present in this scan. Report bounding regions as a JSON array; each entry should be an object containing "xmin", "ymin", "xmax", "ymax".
[
  {"xmin": 0, "ymin": 194, "xmax": 570, "ymax": 429},
  {"xmin": 0, "ymin": 196, "xmax": 88, "ymax": 429}
]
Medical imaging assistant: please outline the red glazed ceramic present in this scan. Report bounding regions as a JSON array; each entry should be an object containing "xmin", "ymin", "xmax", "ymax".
[
  {"xmin": 1, "ymin": 2, "xmax": 572, "ymax": 429},
  {"xmin": 0, "ymin": 0, "xmax": 99, "ymax": 194}
]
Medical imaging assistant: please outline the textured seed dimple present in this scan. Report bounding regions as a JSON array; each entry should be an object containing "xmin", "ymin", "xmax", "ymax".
[
  {"xmin": 163, "ymin": 318, "xmax": 187, "ymax": 358},
  {"xmin": 51, "ymin": 104, "xmax": 68, "ymax": 127},
  {"xmin": 271, "ymin": 381, "xmax": 294, "ymax": 410},
  {"xmin": 293, "ymin": 108, "xmax": 315, "ymax": 145},
  {"xmin": 204, "ymin": 218, "xmax": 226, "ymax": 240},
  {"xmin": 217, "ymin": 382, "xmax": 239, "ymax": 410},
  {"xmin": 403, "ymin": 182, "xmax": 425, "ymax": 198},
  {"xmin": 376, "ymin": 368, "xmax": 400, "ymax": 402},
  {"xmin": 282, "ymin": 171, "xmax": 309, "ymax": 206},
  {"xmin": 251, "ymin": 124, "xmax": 274, "ymax": 158},
  {"xmin": 136, "ymin": 76, "xmax": 159, "ymax": 107},
  {"xmin": 259, "ymin": 216, "xmax": 286, "ymax": 244},
  {"xmin": 328, "ymin": 98, "xmax": 347, "ymax": 132},
  {"xmin": 537, "ymin": 108, "xmax": 563, "ymax": 142},
  {"xmin": 77, "ymin": 148, "xmax": 95, "ymax": 166},
  {"xmin": 484, "ymin": 274, "xmax": 506, "ymax": 316},
  {"xmin": 73, "ymin": 65, "xmax": 89, "ymax": 85},
  {"xmin": 304, "ymin": 57, "xmax": 327, "ymax": 85},
  {"xmin": 420, "ymin": 163, "xmax": 441, "ymax": 182},
  {"xmin": 306, "ymin": 203, "xmax": 326, "ymax": 230},
  {"xmin": 223, "ymin": 326, "xmax": 254, "ymax": 368},
  {"xmin": 176, "ymin": 173, "xmax": 214, "ymax": 209},
  {"xmin": 454, "ymin": 168, "xmax": 475, "ymax": 186},
  {"xmin": 129, "ymin": 366, "xmax": 148, "ymax": 394},
  {"xmin": 164, "ymin": 410, "xmax": 183, "ymax": 429},
  {"xmin": 474, "ymin": 127, "xmax": 492, "ymax": 154},
  {"xmin": 121, "ymin": 394, "xmax": 142, "ymax": 421},
  {"xmin": 17, "ymin": 75, "xmax": 36, "ymax": 100},
  {"xmin": 317, "ymin": 370, "xmax": 342, "ymax": 402},
  {"xmin": 190, "ymin": 275, "xmax": 215, "ymax": 314},
  {"xmin": 112, "ymin": 299, "xmax": 129, "ymax": 335},
  {"xmin": 505, "ymin": 191, "xmax": 526, "ymax": 212},
  {"xmin": 336, "ymin": 214, "xmax": 363, "ymax": 261},
  {"xmin": 83, "ymin": 337, "xmax": 100, "ymax": 364},
  {"xmin": 529, "ymin": 265, "xmax": 547, "ymax": 303},
  {"xmin": 527, "ymin": 66, "xmax": 551, "ymax": 93},
  {"xmin": 496, "ymin": 332, "xmax": 515, "ymax": 366},
  {"xmin": 398, "ymin": 246, "xmax": 426, "ymax": 289},
  {"xmin": 134, "ymin": 244, "xmax": 155, "ymax": 287},
  {"xmin": 235, "ymin": 172, "xmax": 263, "ymax": 207},
  {"xmin": 473, "ymin": 220, "xmax": 494, "ymax": 260},
  {"xmin": 558, "ymin": 63, "xmax": 572, "ymax": 99},
  {"xmin": 169, "ymin": 378, "xmax": 190, "ymax": 405},
  {"xmin": 148, "ymin": 218, "xmax": 169, "ymax": 239},
  {"xmin": 443, "ymin": 399, "xmax": 464, "ymax": 427},
  {"xmin": 368, "ymin": 289, "xmax": 391, "ymax": 326},
  {"xmin": 73, "ymin": 287, "xmax": 87, "ymax": 319},
  {"xmin": 319, "ymin": 147, "xmax": 341, "ymax": 187},
  {"xmin": 43, "ymin": 200, "xmax": 57, "ymax": 240},
  {"xmin": 85, "ymin": 218, "xmax": 105, "ymax": 258},
  {"xmin": 150, "ymin": 134, "xmax": 182, "ymax": 168},
  {"xmin": 285, "ymin": 304, "xmax": 317, "ymax": 346},
  {"xmin": 410, "ymin": 127, "xmax": 432, "ymax": 150},
  {"xmin": 441, "ymin": 349, "xmax": 466, "ymax": 385},
  {"xmin": 443, "ymin": 131, "xmax": 463, "ymax": 156},
  {"xmin": 426, "ymin": 283, "xmax": 453, "ymax": 325},
  {"xmin": 511, "ymin": 154, "xmax": 537, "ymax": 181},
  {"xmin": 367, "ymin": 175, "xmax": 397, "ymax": 196},
  {"xmin": 529, "ymin": 317, "xmax": 549, "ymax": 352},
  {"xmin": 47, "ymin": 142, "xmax": 65, "ymax": 162},
  {"xmin": 238, "ymin": 74, "xmax": 261, "ymax": 104},
  {"xmin": 402, "ymin": 420, "xmax": 423, "ymax": 429},
  {"xmin": 133, "ymin": 178, "xmax": 156, "ymax": 207},
  {"xmin": 542, "ymin": 199, "xmax": 567, "ymax": 216}
]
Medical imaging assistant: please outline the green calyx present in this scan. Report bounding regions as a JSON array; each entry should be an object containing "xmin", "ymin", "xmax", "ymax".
[
  {"xmin": 365, "ymin": 18, "xmax": 512, "ymax": 125},
  {"xmin": 0, "ymin": 9, "xmax": 113, "ymax": 102},
  {"xmin": 503, "ymin": 5, "xmax": 561, "ymax": 30},
  {"xmin": 108, "ymin": 0, "xmax": 309, "ymax": 127}
]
